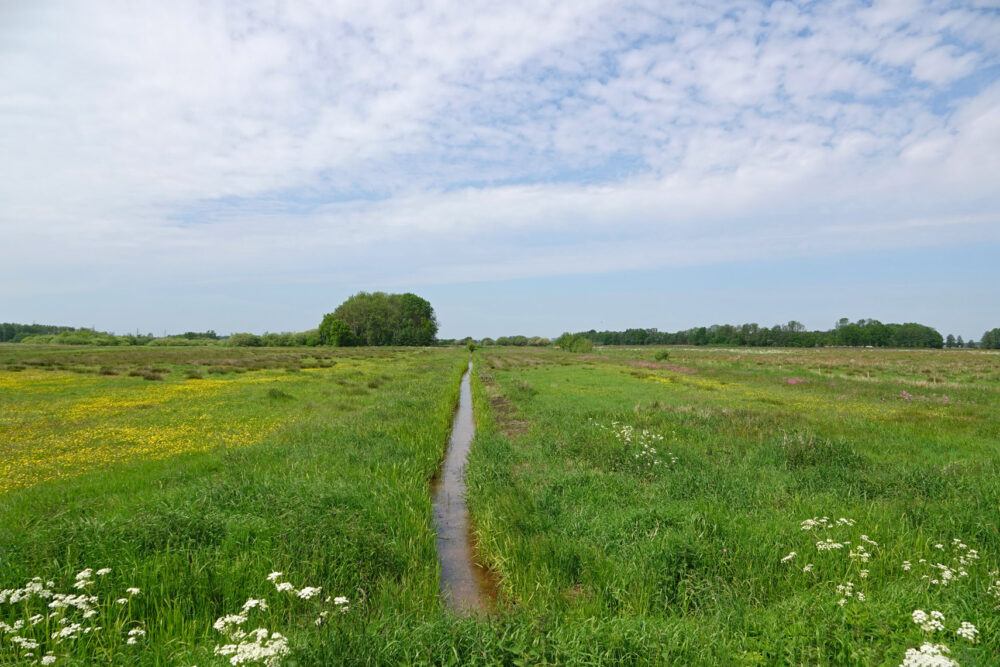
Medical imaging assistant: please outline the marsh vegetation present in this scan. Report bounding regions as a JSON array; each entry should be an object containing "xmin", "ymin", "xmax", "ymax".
[{"xmin": 1, "ymin": 344, "xmax": 997, "ymax": 664}]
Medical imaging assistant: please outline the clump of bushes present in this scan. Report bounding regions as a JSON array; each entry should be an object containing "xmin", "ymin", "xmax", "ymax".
[{"xmin": 555, "ymin": 333, "xmax": 594, "ymax": 353}]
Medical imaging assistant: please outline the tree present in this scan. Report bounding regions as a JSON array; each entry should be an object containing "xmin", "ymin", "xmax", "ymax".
[
  {"xmin": 555, "ymin": 332, "xmax": 593, "ymax": 353},
  {"xmin": 319, "ymin": 292, "xmax": 437, "ymax": 346},
  {"xmin": 980, "ymin": 328, "xmax": 1000, "ymax": 349},
  {"xmin": 318, "ymin": 316, "xmax": 355, "ymax": 346},
  {"xmin": 946, "ymin": 334, "xmax": 956, "ymax": 348}
]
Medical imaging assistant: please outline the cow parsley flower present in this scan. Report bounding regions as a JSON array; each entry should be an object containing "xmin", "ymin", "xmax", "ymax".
[
  {"xmin": 817, "ymin": 538, "xmax": 845, "ymax": 550},
  {"xmin": 899, "ymin": 643, "xmax": 957, "ymax": 667},
  {"xmin": 955, "ymin": 621, "xmax": 978, "ymax": 643},
  {"xmin": 242, "ymin": 598, "xmax": 268, "ymax": 612},
  {"xmin": 297, "ymin": 587, "xmax": 321, "ymax": 600},
  {"xmin": 912, "ymin": 609, "xmax": 945, "ymax": 633}
]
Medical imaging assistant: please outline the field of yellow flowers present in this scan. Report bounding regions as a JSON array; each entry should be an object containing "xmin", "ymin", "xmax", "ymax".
[{"xmin": 0, "ymin": 345, "xmax": 470, "ymax": 665}]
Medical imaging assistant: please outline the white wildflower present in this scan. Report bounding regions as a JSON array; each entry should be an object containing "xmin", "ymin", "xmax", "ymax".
[
  {"xmin": 836, "ymin": 582, "xmax": 854, "ymax": 600},
  {"xmin": 800, "ymin": 517, "xmax": 830, "ymax": 531},
  {"xmin": 781, "ymin": 551, "xmax": 796, "ymax": 563},
  {"xmin": 41, "ymin": 655, "xmax": 57, "ymax": 665},
  {"xmin": 297, "ymin": 586, "xmax": 322, "ymax": 600},
  {"xmin": 214, "ymin": 629, "xmax": 289, "ymax": 667},
  {"xmin": 10, "ymin": 636, "xmax": 40, "ymax": 650},
  {"xmin": 899, "ymin": 643, "xmax": 957, "ymax": 667},
  {"xmin": 266, "ymin": 572, "xmax": 283, "ymax": 582},
  {"xmin": 912, "ymin": 609, "xmax": 945, "ymax": 633},
  {"xmin": 125, "ymin": 587, "xmax": 140, "ymax": 595},
  {"xmin": 817, "ymin": 538, "xmax": 845, "ymax": 550},
  {"xmin": 242, "ymin": 598, "xmax": 268, "ymax": 612},
  {"xmin": 96, "ymin": 568, "xmax": 111, "ymax": 576},
  {"xmin": 51, "ymin": 623, "xmax": 83, "ymax": 642},
  {"xmin": 955, "ymin": 621, "xmax": 978, "ymax": 643},
  {"xmin": 274, "ymin": 582, "xmax": 295, "ymax": 593},
  {"xmin": 213, "ymin": 614, "xmax": 248, "ymax": 635},
  {"xmin": 802, "ymin": 564, "xmax": 814, "ymax": 573}
]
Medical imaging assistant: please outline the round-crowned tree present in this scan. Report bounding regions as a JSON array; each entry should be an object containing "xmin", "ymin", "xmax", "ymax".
[{"xmin": 319, "ymin": 292, "xmax": 438, "ymax": 346}]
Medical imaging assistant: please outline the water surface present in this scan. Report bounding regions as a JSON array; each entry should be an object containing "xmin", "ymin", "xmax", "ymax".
[{"xmin": 431, "ymin": 361, "xmax": 496, "ymax": 615}]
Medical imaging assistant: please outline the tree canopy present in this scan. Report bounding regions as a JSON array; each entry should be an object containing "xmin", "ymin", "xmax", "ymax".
[
  {"xmin": 981, "ymin": 328, "xmax": 1000, "ymax": 349},
  {"xmin": 318, "ymin": 292, "xmax": 438, "ymax": 346}
]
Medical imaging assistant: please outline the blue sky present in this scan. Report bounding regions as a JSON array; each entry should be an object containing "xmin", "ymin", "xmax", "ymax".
[{"xmin": 1, "ymin": 1, "xmax": 998, "ymax": 340}]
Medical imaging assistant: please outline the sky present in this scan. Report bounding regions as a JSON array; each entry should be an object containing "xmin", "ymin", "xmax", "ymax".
[{"xmin": 1, "ymin": 1, "xmax": 998, "ymax": 340}]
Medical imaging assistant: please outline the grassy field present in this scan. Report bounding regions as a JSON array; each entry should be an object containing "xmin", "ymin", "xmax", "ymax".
[
  {"xmin": 468, "ymin": 346, "xmax": 1000, "ymax": 665},
  {"xmin": 1, "ymin": 344, "xmax": 998, "ymax": 665},
  {"xmin": 0, "ymin": 345, "xmax": 470, "ymax": 665}
]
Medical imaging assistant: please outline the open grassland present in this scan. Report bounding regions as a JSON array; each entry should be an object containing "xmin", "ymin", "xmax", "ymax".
[
  {"xmin": 2, "ymin": 344, "xmax": 998, "ymax": 665},
  {"xmin": 0, "ymin": 345, "xmax": 471, "ymax": 665},
  {"xmin": 467, "ymin": 346, "xmax": 1000, "ymax": 664}
]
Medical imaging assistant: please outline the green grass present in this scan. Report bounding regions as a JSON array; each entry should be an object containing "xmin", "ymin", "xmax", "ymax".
[
  {"xmin": 2, "ymin": 344, "xmax": 998, "ymax": 665},
  {"xmin": 466, "ymin": 346, "xmax": 1000, "ymax": 665},
  {"xmin": 0, "ymin": 345, "xmax": 468, "ymax": 665}
]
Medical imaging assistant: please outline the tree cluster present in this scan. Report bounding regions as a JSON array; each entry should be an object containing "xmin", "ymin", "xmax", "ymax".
[
  {"xmin": 318, "ymin": 292, "xmax": 437, "ymax": 346},
  {"xmin": 980, "ymin": 328, "xmax": 1000, "ymax": 349}
]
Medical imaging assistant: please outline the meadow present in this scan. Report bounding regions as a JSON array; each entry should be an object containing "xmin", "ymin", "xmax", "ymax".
[
  {"xmin": 1, "ymin": 344, "xmax": 998, "ymax": 665},
  {"xmin": 468, "ymin": 346, "xmax": 1000, "ymax": 665}
]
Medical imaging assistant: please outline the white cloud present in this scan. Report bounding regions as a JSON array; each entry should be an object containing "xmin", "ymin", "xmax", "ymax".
[{"xmin": 1, "ymin": 0, "xmax": 998, "ymax": 302}]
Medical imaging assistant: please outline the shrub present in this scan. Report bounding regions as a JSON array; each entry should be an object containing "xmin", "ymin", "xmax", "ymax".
[{"xmin": 227, "ymin": 333, "xmax": 262, "ymax": 347}]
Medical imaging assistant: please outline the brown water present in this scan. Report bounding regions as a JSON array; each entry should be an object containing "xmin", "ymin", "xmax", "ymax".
[{"xmin": 431, "ymin": 361, "xmax": 496, "ymax": 615}]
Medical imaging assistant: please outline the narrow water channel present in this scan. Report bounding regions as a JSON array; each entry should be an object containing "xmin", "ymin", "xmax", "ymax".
[{"xmin": 431, "ymin": 361, "xmax": 495, "ymax": 615}]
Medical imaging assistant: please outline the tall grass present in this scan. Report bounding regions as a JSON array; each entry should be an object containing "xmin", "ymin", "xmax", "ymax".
[
  {"xmin": 464, "ymin": 346, "xmax": 1000, "ymax": 664},
  {"xmin": 3, "ymin": 344, "xmax": 997, "ymax": 664}
]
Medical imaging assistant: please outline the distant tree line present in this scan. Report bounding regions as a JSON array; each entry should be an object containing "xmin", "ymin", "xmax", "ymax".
[
  {"xmin": 464, "ymin": 335, "xmax": 551, "ymax": 347},
  {"xmin": 562, "ymin": 319, "xmax": 957, "ymax": 349},
  {"xmin": 4, "ymin": 317, "xmax": 997, "ymax": 350},
  {"xmin": 1, "ymin": 322, "xmax": 78, "ymax": 343}
]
